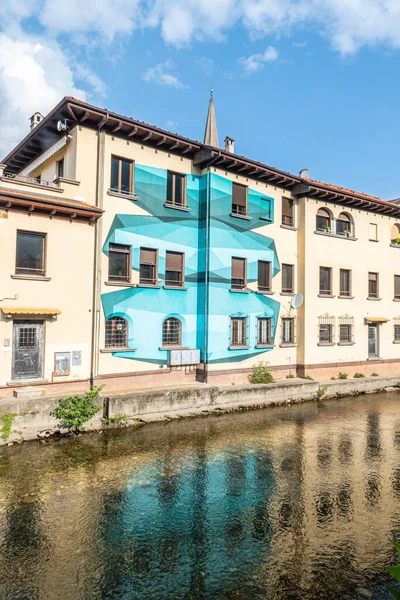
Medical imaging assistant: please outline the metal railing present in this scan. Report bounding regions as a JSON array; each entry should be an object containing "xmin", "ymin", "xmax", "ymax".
[{"xmin": 2, "ymin": 173, "xmax": 59, "ymax": 189}]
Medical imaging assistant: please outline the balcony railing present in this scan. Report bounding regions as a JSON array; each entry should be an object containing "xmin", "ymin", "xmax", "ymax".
[{"xmin": 2, "ymin": 173, "xmax": 59, "ymax": 189}]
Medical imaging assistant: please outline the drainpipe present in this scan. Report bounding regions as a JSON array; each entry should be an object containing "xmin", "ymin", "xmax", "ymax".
[{"xmin": 90, "ymin": 114, "xmax": 109, "ymax": 388}]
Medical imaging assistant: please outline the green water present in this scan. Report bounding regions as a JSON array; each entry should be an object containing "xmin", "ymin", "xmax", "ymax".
[{"xmin": 0, "ymin": 393, "xmax": 399, "ymax": 599}]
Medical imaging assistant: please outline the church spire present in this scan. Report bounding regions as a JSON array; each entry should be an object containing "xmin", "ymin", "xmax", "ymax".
[{"xmin": 203, "ymin": 89, "xmax": 219, "ymax": 148}]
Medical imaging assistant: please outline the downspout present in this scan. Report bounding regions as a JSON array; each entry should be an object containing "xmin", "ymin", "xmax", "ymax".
[{"xmin": 90, "ymin": 113, "xmax": 109, "ymax": 388}]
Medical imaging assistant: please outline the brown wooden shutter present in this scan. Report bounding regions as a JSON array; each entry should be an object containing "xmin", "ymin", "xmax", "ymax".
[
  {"xmin": 232, "ymin": 258, "xmax": 245, "ymax": 279},
  {"xmin": 166, "ymin": 252, "xmax": 183, "ymax": 272},
  {"xmin": 395, "ymin": 276, "xmax": 400, "ymax": 297},
  {"xmin": 141, "ymin": 248, "xmax": 156, "ymax": 265},
  {"xmin": 282, "ymin": 197, "xmax": 293, "ymax": 217},
  {"xmin": 258, "ymin": 261, "xmax": 270, "ymax": 289},
  {"xmin": 233, "ymin": 183, "xmax": 247, "ymax": 207}
]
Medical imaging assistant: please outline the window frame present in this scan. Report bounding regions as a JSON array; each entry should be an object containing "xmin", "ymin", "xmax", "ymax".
[
  {"xmin": 395, "ymin": 275, "xmax": 400, "ymax": 300},
  {"xmin": 316, "ymin": 208, "xmax": 331, "ymax": 232},
  {"xmin": 319, "ymin": 266, "xmax": 332, "ymax": 296},
  {"xmin": 368, "ymin": 272, "xmax": 379, "ymax": 299},
  {"xmin": 230, "ymin": 316, "xmax": 248, "ymax": 347},
  {"xmin": 281, "ymin": 317, "xmax": 295, "ymax": 345},
  {"xmin": 108, "ymin": 243, "xmax": 131, "ymax": 283},
  {"xmin": 340, "ymin": 269, "xmax": 352, "ymax": 297},
  {"xmin": 165, "ymin": 251, "xmax": 185, "ymax": 288},
  {"xmin": 139, "ymin": 248, "xmax": 158, "ymax": 286},
  {"xmin": 258, "ymin": 260, "xmax": 272, "ymax": 293},
  {"xmin": 231, "ymin": 182, "xmax": 248, "ymax": 217},
  {"xmin": 231, "ymin": 257, "xmax": 247, "ymax": 291},
  {"xmin": 105, "ymin": 316, "xmax": 128, "ymax": 349},
  {"xmin": 15, "ymin": 230, "xmax": 46, "ymax": 277},
  {"xmin": 369, "ymin": 223, "xmax": 378, "ymax": 242},
  {"xmin": 56, "ymin": 158, "xmax": 64, "ymax": 179},
  {"xmin": 257, "ymin": 317, "xmax": 272, "ymax": 346},
  {"xmin": 166, "ymin": 170, "xmax": 187, "ymax": 208},
  {"xmin": 394, "ymin": 324, "xmax": 400, "ymax": 343},
  {"xmin": 281, "ymin": 264, "xmax": 294, "ymax": 294},
  {"xmin": 282, "ymin": 197, "xmax": 294, "ymax": 227},
  {"xmin": 110, "ymin": 155, "xmax": 134, "ymax": 196},
  {"xmin": 162, "ymin": 317, "xmax": 182, "ymax": 347},
  {"xmin": 319, "ymin": 323, "xmax": 333, "ymax": 344}
]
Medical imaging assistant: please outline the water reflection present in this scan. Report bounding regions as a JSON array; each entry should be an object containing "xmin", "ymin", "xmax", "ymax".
[{"xmin": 0, "ymin": 394, "xmax": 399, "ymax": 599}]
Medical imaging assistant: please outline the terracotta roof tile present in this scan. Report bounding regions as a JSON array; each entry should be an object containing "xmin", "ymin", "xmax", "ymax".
[
  {"xmin": 0, "ymin": 186, "xmax": 101, "ymax": 212},
  {"xmin": 1, "ymin": 307, "xmax": 61, "ymax": 315},
  {"xmin": 308, "ymin": 179, "xmax": 394, "ymax": 206}
]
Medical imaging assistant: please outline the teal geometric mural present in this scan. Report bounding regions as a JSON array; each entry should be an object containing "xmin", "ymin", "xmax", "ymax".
[{"xmin": 101, "ymin": 165, "xmax": 281, "ymax": 364}]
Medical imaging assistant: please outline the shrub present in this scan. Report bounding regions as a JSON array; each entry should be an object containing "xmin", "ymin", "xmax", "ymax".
[
  {"xmin": 385, "ymin": 540, "xmax": 400, "ymax": 599},
  {"xmin": 331, "ymin": 377, "xmax": 336, "ymax": 380},
  {"xmin": 249, "ymin": 362, "xmax": 274, "ymax": 384},
  {"xmin": 353, "ymin": 372, "xmax": 365, "ymax": 378},
  {"xmin": 371, "ymin": 372, "xmax": 379, "ymax": 377},
  {"xmin": 338, "ymin": 372, "xmax": 348, "ymax": 379},
  {"xmin": 286, "ymin": 374, "xmax": 295, "ymax": 379},
  {"xmin": 302, "ymin": 375, "xmax": 314, "ymax": 381},
  {"xmin": 317, "ymin": 388, "xmax": 326, "ymax": 399},
  {"xmin": 52, "ymin": 386, "xmax": 103, "ymax": 432},
  {"xmin": 0, "ymin": 413, "xmax": 17, "ymax": 440}
]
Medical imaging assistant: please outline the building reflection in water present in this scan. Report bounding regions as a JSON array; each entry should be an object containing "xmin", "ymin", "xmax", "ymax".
[{"xmin": 0, "ymin": 394, "xmax": 399, "ymax": 599}]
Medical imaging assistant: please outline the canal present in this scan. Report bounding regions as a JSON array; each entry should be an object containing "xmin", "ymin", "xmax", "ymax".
[{"xmin": 0, "ymin": 392, "xmax": 399, "ymax": 600}]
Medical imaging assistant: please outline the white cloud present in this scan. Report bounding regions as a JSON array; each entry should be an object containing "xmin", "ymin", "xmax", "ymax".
[
  {"xmin": 293, "ymin": 41, "xmax": 308, "ymax": 47},
  {"xmin": 238, "ymin": 45, "xmax": 279, "ymax": 73},
  {"xmin": 142, "ymin": 59, "xmax": 188, "ymax": 89},
  {"xmin": 196, "ymin": 57, "xmax": 215, "ymax": 76}
]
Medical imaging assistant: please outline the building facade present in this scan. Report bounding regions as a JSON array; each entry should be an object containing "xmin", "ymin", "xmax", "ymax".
[{"xmin": 1, "ymin": 96, "xmax": 400, "ymax": 395}]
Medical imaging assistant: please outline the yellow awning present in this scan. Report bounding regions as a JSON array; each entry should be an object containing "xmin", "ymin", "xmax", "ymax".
[
  {"xmin": 1, "ymin": 307, "xmax": 61, "ymax": 316},
  {"xmin": 364, "ymin": 317, "xmax": 390, "ymax": 323}
]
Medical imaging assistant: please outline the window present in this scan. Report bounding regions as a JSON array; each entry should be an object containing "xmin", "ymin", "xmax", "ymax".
[
  {"xmin": 165, "ymin": 252, "xmax": 184, "ymax": 287},
  {"xmin": 369, "ymin": 223, "xmax": 378, "ymax": 241},
  {"xmin": 391, "ymin": 223, "xmax": 400, "ymax": 244},
  {"xmin": 316, "ymin": 208, "xmax": 331, "ymax": 232},
  {"xmin": 231, "ymin": 257, "xmax": 246, "ymax": 290},
  {"xmin": 167, "ymin": 171, "xmax": 186, "ymax": 207},
  {"xmin": 338, "ymin": 315, "xmax": 354, "ymax": 344},
  {"xmin": 282, "ymin": 197, "xmax": 294, "ymax": 226},
  {"xmin": 230, "ymin": 316, "xmax": 247, "ymax": 347},
  {"xmin": 16, "ymin": 231, "xmax": 46, "ymax": 276},
  {"xmin": 395, "ymin": 275, "xmax": 400, "ymax": 300},
  {"xmin": 282, "ymin": 264, "xmax": 294, "ymax": 294},
  {"xmin": 105, "ymin": 317, "xmax": 128, "ymax": 348},
  {"xmin": 340, "ymin": 269, "xmax": 351, "ymax": 297},
  {"xmin": 257, "ymin": 317, "xmax": 272, "ymax": 346},
  {"xmin": 394, "ymin": 324, "xmax": 400, "ymax": 342},
  {"xmin": 319, "ymin": 324, "xmax": 333, "ymax": 344},
  {"xmin": 140, "ymin": 248, "xmax": 157, "ymax": 285},
  {"xmin": 162, "ymin": 317, "xmax": 182, "ymax": 346},
  {"xmin": 258, "ymin": 260, "xmax": 271, "ymax": 292},
  {"xmin": 336, "ymin": 212, "xmax": 352, "ymax": 236},
  {"xmin": 56, "ymin": 158, "xmax": 64, "ymax": 179},
  {"xmin": 232, "ymin": 183, "xmax": 248, "ymax": 216},
  {"xmin": 319, "ymin": 267, "xmax": 332, "ymax": 296},
  {"xmin": 108, "ymin": 243, "xmax": 131, "ymax": 283},
  {"xmin": 110, "ymin": 156, "xmax": 134, "ymax": 195},
  {"xmin": 281, "ymin": 317, "xmax": 295, "ymax": 344},
  {"xmin": 368, "ymin": 272, "xmax": 379, "ymax": 299}
]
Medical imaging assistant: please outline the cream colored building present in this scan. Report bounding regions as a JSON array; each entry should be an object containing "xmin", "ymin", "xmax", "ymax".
[{"xmin": 1, "ymin": 97, "xmax": 400, "ymax": 395}]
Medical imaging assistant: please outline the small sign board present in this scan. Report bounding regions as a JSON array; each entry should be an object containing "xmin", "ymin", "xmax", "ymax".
[
  {"xmin": 169, "ymin": 349, "xmax": 201, "ymax": 366},
  {"xmin": 54, "ymin": 352, "xmax": 70, "ymax": 376},
  {"xmin": 72, "ymin": 351, "xmax": 82, "ymax": 366}
]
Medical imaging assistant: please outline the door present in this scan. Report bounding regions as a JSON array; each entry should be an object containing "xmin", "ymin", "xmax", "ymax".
[
  {"xmin": 368, "ymin": 324, "xmax": 378, "ymax": 358},
  {"xmin": 12, "ymin": 320, "xmax": 44, "ymax": 380}
]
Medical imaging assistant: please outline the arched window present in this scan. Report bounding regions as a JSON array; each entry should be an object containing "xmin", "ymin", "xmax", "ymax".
[
  {"xmin": 336, "ymin": 212, "xmax": 353, "ymax": 236},
  {"xmin": 162, "ymin": 317, "xmax": 182, "ymax": 346},
  {"xmin": 391, "ymin": 223, "xmax": 400, "ymax": 244},
  {"xmin": 316, "ymin": 208, "xmax": 331, "ymax": 232},
  {"xmin": 105, "ymin": 317, "xmax": 128, "ymax": 348}
]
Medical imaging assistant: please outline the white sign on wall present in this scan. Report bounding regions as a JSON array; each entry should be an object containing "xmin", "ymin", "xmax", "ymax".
[{"xmin": 169, "ymin": 349, "xmax": 201, "ymax": 366}]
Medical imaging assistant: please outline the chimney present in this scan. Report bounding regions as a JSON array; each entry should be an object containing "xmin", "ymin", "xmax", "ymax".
[
  {"xmin": 299, "ymin": 168, "xmax": 311, "ymax": 179},
  {"xmin": 30, "ymin": 112, "xmax": 44, "ymax": 131},
  {"xmin": 224, "ymin": 136, "xmax": 235, "ymax": 154}
]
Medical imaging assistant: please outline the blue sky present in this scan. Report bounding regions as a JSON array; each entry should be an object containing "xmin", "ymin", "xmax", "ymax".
[{"xmin": 1, "ymin": 0, "xmax": 400, "ymax": 199}]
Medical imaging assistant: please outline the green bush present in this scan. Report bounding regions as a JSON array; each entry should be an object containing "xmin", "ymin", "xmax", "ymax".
[
  {"xmin": 386, "ymin": 541, "xmax": 400, "ymax": 599},
  {"xmin": 317, "ymin": 388, "xmax": 326, "ymax": 399},
  {"xmin": 286, "ymin": 374, "xmax": 295, "ymax": 379},
  {"xmin": 0, "ymin": 413, "xmax": 17, "ymax": 440},
  {"xmin": 353, "ymin": 372, "xmax": 365, "ymax": 378},
  {"xmin": 302, "ymin": 375, "xmax": 314, "ymax": 381},
  {"xmin": 371, "ymin": 372, "xmax": 379, "ymax": 377},
  {"xmin": 249, "ymin": 362, "xmax": 274, "ymax": 384},
  {"xmin": 52, "ymin": 386, "xmax": 103, "ymax": 432},
  {"xmin": 338, "ymin": 372, "xmax": 348, "ymax": 379}
]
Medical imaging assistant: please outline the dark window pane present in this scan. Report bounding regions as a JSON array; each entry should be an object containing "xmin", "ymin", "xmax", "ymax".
[
  {"xmin": 258, "ymin": 261, "xmax": 271, "ymax": 291},
  {"xmin": 319, "ymin": 267, "xmax": 331, "ymax": 295},
  {"xmin": 162, "ymin": 318, "xmax": 181, "ymax": 346},
  {"xmin": 282, "ymin": 264, "xmax": 293, "ymax": 293},
  {"xmin": 140, "ymin": 264, "xmax": 156, "ymax": 285},
  {"xmin": 340, "ymin": 270, "xmax": 351, "ymax": 296},
  {"xmin": 57, "ymin": 159, "xmax": 64, "ymax": 178},
  {"xmin": 175, "ymin": 175, "xmax": 183, "ymax": 206},
  {"xmin": 121, "ymin": 160, "xmax": 131, "ymax": 194},
  {"xmin": 340, "ymin": 324, "xmax": 352, "ymax": 343},
  {"xmin": 16, "ymin": 232, "xmax": 44, "ymax": 275},
  {"xmin": 111, "ymin": 157, "xmax": 119, "ymax": 191},
  {"xmin": 319, "ymin": 324, "xmax": 332, "ymax": 343},
  {"xmin": 105, "ymin": 317, "xmax": 128, "ymax": 348}
]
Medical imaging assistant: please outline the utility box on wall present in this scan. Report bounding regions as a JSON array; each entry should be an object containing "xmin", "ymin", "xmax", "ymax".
[{"xmin": 169, "ymin": 349, "xmax": 201, "ymax": 366}]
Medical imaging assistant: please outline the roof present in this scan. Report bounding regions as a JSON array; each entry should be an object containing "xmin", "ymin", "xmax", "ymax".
[
  {"xmin": 0, "ymin": 185, "xmax": 102, "ymax": 222},
  {"xmin": 3, "ymin": 96, "xmax": 400, "ymax": 218},
  {"xmin": 1, "ymin": 307, "xmax": 61, "ymax": 316}
]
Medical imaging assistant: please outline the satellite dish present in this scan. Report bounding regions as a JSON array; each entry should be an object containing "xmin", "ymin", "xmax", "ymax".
[
  {"xmin": 291, "ymin": 293, "xmax": 304, "ymax": 309},
  {"xmin": 57, "ymin": 120, "xmax": 68, "ymax": 132}
]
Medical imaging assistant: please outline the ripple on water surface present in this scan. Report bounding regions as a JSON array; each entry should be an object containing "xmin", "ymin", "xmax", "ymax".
[{"xmin": 0, "ymin": 393, "xmax": 400, "ymax": 599}]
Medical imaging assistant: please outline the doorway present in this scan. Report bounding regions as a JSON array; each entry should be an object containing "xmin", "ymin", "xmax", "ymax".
[
  {"xmin": 368, "ymin": 323, "xmax": 379, "ymax": 358},
  {"xmin": 12, "ymin": 320, "xmax": 44, "ymax": 380}
]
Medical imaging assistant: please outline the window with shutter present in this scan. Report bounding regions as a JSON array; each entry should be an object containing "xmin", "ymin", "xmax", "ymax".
[
  {"xmin": 281, "ymin": 317, "xmax": 295, "ymax": 344},
  {"xmin": 394, "ymin": 324, "xmax": 400, "ymax": 342},
  {"xmin": 257, "ymin": 318, "xmax": 272, "ymax": 346},
  {"xmin": 232, "ymin": 183, "xmax": 248, "ymax": 216},
  {"xmin": 165, "ymin": 252, "xmax": 184, "ymax": 287},
  {"xmin": 368, "ymin": 272, "xmax": 379, "ymax": 298},
  {"xmin": 258, "ymin": 261, "xmax": 271, "ymax": 292},
  {"xmin": 231, "ymin": 257, "xmax": 246, "ymax": 290},
  {"xmin": 108, "ymin": 243, "xmax": 131, "ymax": 282},
  {"xmin": 340, "ymin": 269, "xmax": 351, "ymax": 297},
  {"xmin": 282, "ymin": 264, "xmax": 294, "ymax": 294},
  {"xmin": 395, "ymin": 275, "xmax": 400, "ymax": 300},
  {"xmin": 319, "ymin": 267, "xmax": 332, "ymax": 296},
  {"xmin": 230, "ymin": 317, "xmax": 247, "ymax": 346},
  {"xmin": 140, "ymin": 248, "xmax": 157, "ymax": 285},
  {"xmin": 282, "ymin": 197, "xmax": 294, "ymax": 226}
]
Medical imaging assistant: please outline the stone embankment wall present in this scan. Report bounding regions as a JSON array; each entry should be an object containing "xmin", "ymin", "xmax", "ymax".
[{"xmin": 0, "ymin": 374, "xmax": 399, "ymax": 445}]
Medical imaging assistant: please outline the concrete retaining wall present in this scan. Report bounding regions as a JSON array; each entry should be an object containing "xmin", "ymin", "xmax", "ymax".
[{"xmin": 0, "ymin": 375, "xmax": 399, "ymax": 445}]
